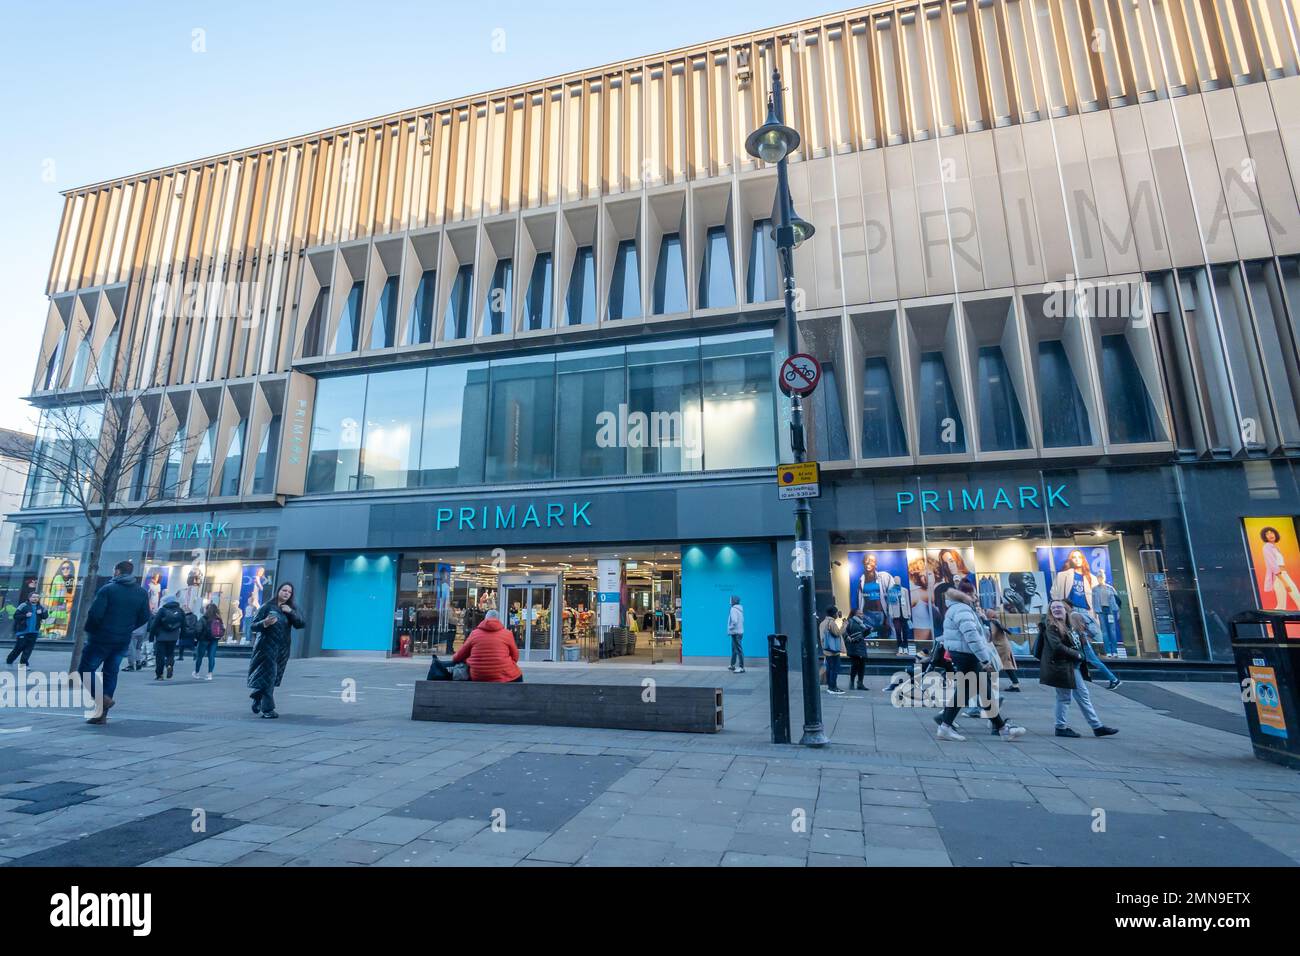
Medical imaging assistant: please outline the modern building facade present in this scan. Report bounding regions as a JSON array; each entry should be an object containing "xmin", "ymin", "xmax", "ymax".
[{"xmin": 16, "ymin": 1, "xmax": 1300, "ymax": 665}]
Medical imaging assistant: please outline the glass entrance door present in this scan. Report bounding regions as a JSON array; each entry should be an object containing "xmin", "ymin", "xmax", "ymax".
[{"xmin": 500, "ymin": 577, "xmax": 559, "ymax": 661}]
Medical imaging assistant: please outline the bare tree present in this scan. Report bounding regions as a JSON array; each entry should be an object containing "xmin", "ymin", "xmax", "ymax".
[{"xmin": 13, "ymin": 344, "xmax": 195, "ymax": 672}]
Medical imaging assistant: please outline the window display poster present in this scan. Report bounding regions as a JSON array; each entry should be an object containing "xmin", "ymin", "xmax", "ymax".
[
  {"xmin": 846, "ymin": 550, "xmax": 909, "ymax": 611},
  {"xmin": 996, "ymin": 571, "xmax": 1049, "ymax": 616},
  {"xmin": 1243, "ymin": 517, "xmax": 1300, "ymax": 614},
  {"xmin": 239, "ymin": 564, "xmax": 271, "ymax": 631},
  {"xmin": 143, "ymin": 566, "xmax": 171, "ymax": 614},
  {"xmin": 1038, "ymin": 546, "xmax": 1113, "ymax": 611},
  {"xmin": 41, "ymin": 556, "xmax": 78, "ymax": 638}
]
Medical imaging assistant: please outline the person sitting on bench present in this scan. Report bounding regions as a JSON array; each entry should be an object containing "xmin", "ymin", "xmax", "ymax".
[{"xmin": 451, "ymin": 610, "xmax": 523, "ymax": 683}]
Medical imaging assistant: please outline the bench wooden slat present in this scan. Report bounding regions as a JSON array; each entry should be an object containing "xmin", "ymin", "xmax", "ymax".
[{"xmin": 411, "ymin": 681, "xmax": 723, "ymax": 734}]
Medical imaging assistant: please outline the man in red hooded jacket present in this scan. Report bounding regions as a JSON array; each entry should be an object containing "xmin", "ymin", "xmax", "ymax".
[{"xmin": 452, "ymin": 610, "xmax": 523, "ymax": 682}]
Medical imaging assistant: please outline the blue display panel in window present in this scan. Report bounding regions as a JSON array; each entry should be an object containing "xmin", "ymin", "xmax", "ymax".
[
  {"xmin": 525, "ymin": 253, "xmax": 553, "ymax": 331},
  {"xmin": 653, "ymin": 233, "xmax": 688, "ymax": 315},
  {"xmin": 976, "ymin": 345, "xmax": 1029, "ymax": 451},
  {"xmin": 699, "ymin": 225, "xmax": 736, "ymax": 309},
  {"xmin": 917, "ymin": 352, "xmax": 966, "ymax": 454},
  {"xmin": 1100, "ymin": 334, "xmax": 1163, "ymax": 444},
  {"xmin": 444, "ymin": 264, "xmax": 473, "ymax": 341},
  {"xmin": 566, "ymin": 246, "xmax": 597, "ymax": 326},
  {"xmin": 1037, "ymin": 340, "xmax": 1093, "ymax": 447},
  {"xmin": 370, "ymin": 276, "xmax": 398, "ymax": 350},
  {"xmin": 331, "ymin": 280, "xmax": 364, "ymax": 354},
  {"xmin": 407, "ymin": 269, "xmax": 436, "ymax": 345},
  {"xmin": 861, "ymin": 357, "xmax": 908, "ymax": 459},
  {"xmin": 609, "ymin": 239, "xmax": 641, "ymax": 321}
]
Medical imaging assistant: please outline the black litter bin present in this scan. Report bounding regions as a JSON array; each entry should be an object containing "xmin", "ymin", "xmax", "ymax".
[
  {"xmin": 767, "ymin": 634, "xmax": 791, "ymax": 744},
  {"xmin": 1231, "ymin": 610, "xmax": 1300, "ymax": 770}
]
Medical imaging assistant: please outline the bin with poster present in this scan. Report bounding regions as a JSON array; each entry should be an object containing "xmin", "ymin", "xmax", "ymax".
[{"xmin": 1231, "ymin": 610, "xmax": 1300, "ymax": 770}]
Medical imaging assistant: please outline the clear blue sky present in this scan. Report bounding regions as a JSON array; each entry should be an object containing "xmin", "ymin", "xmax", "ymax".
[{"xmin": 0, "ymin": 0, "xmax": 815, "ymax": 434}]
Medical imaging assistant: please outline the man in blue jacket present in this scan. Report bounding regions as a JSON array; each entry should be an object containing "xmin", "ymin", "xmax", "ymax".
[
  {"xmin": 6, "ymin": 593, "xmax": 48, "ymax": 666},
  {"xmin": 78, "ymin": 560, "xmax": 151, "ymax": 725}
]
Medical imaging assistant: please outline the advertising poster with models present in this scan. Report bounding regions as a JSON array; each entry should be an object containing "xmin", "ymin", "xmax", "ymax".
[
  {"xmin": 239, "ymin": 564, "xmax": 271, "ymax": 644},
  {"xmin": 846, "ymin": 550, "xmax": 909, "ymax": 612},
  {"xmin": 40, "ymin": 556, "xmax": 79, "ymax": 638},
  {"xmin": 1243, "ymin": 517, "xmax": 1300, "ymax": 613},
  {"xmin": 1038, "ymin": 545, "xmax": 1113, "ymax": 611}
]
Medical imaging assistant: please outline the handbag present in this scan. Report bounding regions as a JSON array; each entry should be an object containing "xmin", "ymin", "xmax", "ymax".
[
  {"xmin": 426, "ymin": 656, "xmax": 453, "ymax": 681},
  {"xmin": 451, "ymin": 662, "xmax": 471, "ymax": 681}
]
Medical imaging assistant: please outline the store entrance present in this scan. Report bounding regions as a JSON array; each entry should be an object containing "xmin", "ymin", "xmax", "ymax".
[{"xmin": 499, "ymin": 575, "xmax": 559, "ymax": 662}]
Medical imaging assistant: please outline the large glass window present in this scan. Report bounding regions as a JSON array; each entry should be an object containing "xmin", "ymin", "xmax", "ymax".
[
  {"xmin": 420, "ymin": 362, "xmax": 488, "ymax": 487},
  {"xmin": 251, "ymin": 414, "xmax": 279, "ymax": 494},
  {"xmin": 407, "ymin": 269, "xmax": 437, "ymax": 345},
  {"xmin": 566, "ymin": 246, "xmax": 597, "ymax": 326},
  {"xmin": 1100, "ymin": 335, "xmax": 1163, "ymax": 444},
  {"xmin": 370, "ymin": 275, "xmax": 398, "ymax": 350},
  {"xmin": 700, "ymin": 331, "xmax": 775, "ymax": 469},
  {"xmin": 219, "ymin": 419, "xmax": 246, "ymax": 497},
  {"xmin": 918, "ymin": 352, "xmax": 966, "ymax": 454},
  {"xmin": 747, "ymin": 218, "xmax": 779, "ymax": 304},
  {"xmin": 976, "ymin": 345, "xmax": 1029, "ymax": 451},
  {"xmin": 653, "ymin": 233, "xmax": 688, "ymax": 315},
  {"xmin": 301, "ymin": 286, "xmax": 329, "ymax": 357},
  {"xmin": 331, "ymin": 280, "xmax": 364, "ymax": 354},
  {"xmin": 556, "ymin": 347, "xmax": 626, "ymax": 479},
  {"xmin": 486, "ymin": 355, "xmax": 555, "ymax": 482},
  {"xmin": 43, "ymin": 327, "xmax": 68, "ymax": 390},
  {"xmin": 699, "ymin": 225, "xmax": 736, "ymax": 310},
  {"xmin": 189, "ymin": 422, "xmax": 218, "ymax": 499},
  {"xmin": 809, "ymin": 360, "xmax": 851, "ymax": 460},
  {"xmin": 626, "ymin": 339, "xmax": 701, "ymax": 474},
  {"xmin": 609, "ymin": 239, "xmax": 641, "ymax": 321},
  {"xmin": 862, "ymin": 357, "xmax": 908, "ymax": 459},
  {"xmin": 444, "ymin": 264, "xmax": 473, "ymax": 341},
  {"xmin": 525, "ymin": 253, "xmax": 553, "ymax": 331},
  {"xmin": 1037, "ymin": 340, "xmax": 1092, "ymax": 447},
  {"xmin": 96, "ymin": 321, "xmax": 119, "ymax": 386},
  {"xmin": 305, "ymin": 375, "xmax": 367, "ymax": 493},
  {"xmin": 162, "ymin": 423, "xmax": 186, "ymax": 498},
  {"xmin": 482, "ymin": 259, "xmax": 513, "ymax": 336},
  {"xmin": 1244, "ymin": 259, "xmax": 1300, "ymax": 445},
  {"xmin": 26, "ymin": 406, "xmax": 102, "ymax": 508},
  {"xmin": 1211, "ymin": 263, "xmax": 1266, "ymax": 449},
  {"xmin": 360, "ymin": 367, "xmax": 425, "ymax": 489}
]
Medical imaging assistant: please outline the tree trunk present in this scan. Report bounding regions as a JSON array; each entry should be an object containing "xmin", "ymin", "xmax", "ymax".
[{"xmin": 67, "ymin": 531, "xmax": 106, "ymax": 674}]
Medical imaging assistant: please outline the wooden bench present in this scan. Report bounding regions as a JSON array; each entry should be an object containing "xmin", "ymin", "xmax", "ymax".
[{"xmin": 411, "ymin": 681, "xmax": 723, "ymax": 734}]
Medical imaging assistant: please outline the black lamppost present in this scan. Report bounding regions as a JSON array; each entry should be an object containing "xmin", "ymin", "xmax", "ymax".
[{"xmin": 745, "ymin": 68, "xmax": 827, "ymax": 748}]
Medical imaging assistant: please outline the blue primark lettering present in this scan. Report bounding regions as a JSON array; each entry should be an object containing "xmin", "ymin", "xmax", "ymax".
[
  {"xmin": 458, "ymin": 507, "xmax": 476, "ymax": 530},
  {"xmin": 947, "ymin": 490, "xmax": 955, "ymax": 511},
  {"xmin": 992, "ymin": 488, "xmax": 1014, "ymax": 510},
  {"xmin": 572, "ymin": 501, "xmax": 592, "ymax": 526},
  {"xmin": 961, "ymin": 489, "xmax": 984, "ymax": 511},
  {"xmin": 921, "ymin": 491, "xmax": 940, "ymax": 513},
  {"xmin": 896, "ymin": 492, "xmax": 916, "ymax": 513},
  {"xmin": 521, "ymin": 505, "xmax": 541, "ymax": 528},
  {"xmin": 436, "ymin": 507, "xmax": 453, "ymax": 531},
  {"xmin": 495, "ymin": 505, "xmax": 516, "ymax": 529},
  {"xmin": 547, "ymin": 503, "xmax": 565, "ymax": 527},
  {"xmin": 1018, "ymin": 486, "xmax": 1040, "ymax": 509},
  {"xmin": 1046, "ymin": 483, "xmax": 1070, "ymax": 508}
]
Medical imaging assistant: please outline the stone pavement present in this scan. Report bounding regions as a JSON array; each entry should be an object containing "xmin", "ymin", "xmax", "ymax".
[{"xmin": 0, "ymin": 647, "xmax": 1297, "ymax": 867}]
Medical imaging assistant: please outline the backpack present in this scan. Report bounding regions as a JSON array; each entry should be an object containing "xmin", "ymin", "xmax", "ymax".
[
  {"xmin": 182, "ymin": 611, "xmax": 201, "ymax": 642},
  {"xmin": 209, "ymin": 616, "xmax": 225, "ymax": 639}
]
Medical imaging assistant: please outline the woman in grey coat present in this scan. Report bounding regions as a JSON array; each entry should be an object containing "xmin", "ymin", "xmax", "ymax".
[{"xmin": 246, "ymin": 582, "xmax": 304, "ymax": 719}]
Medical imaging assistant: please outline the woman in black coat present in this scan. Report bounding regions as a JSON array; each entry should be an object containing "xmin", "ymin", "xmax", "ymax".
[
  {"xmin": 1039, "ymin": 601, "xmax": 1117, "ymax": 739},
  {"xmin": 246, "ymin": 582, "xmax": 304, "ymax": 719}
]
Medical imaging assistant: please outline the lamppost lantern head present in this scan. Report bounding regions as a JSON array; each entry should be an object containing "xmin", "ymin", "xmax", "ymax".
[
  {"xmin": 770, "ymin": 210, "xmax": 816, "ymax": 249},
  {"xmin": 745, "ymin": 101, "xmax": 800, "ymax": 165}
]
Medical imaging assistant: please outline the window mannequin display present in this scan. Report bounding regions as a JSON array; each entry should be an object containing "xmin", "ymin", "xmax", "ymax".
[{"xmin": 1261, "ymin": 526, "xmax": 1300, "ymax": 611}]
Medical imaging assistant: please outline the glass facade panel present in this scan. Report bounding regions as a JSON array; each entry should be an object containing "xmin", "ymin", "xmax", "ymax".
[
  {"xmin": 609, "ymin": 239, "xmax": 641, "ymax": 321},
  {"xmin": 861, "ymin": 357, "xmax": 908, "ymax": 458},
  {"xmin": 188, "ymin": 422, "xmax": 217, "ymax": 499},
  {"xmin": 566, "ymin": 246, "xmax": 597, "ymax": 326},
  {"xmin": 302, "ymin": 286, "xmax": 329, "ymax": 357},
  {"xmin": 700, "ymin": 331, "xmax": 775, "ymax": 469},
  {"xmin": 444, "ymin": 264, "xmax": 473, "ymax": 341},
  {"xmin": 370, "ymin": 275, "xmax": 398, "ymax": 350},
  {"xmin": 361, "ymin": 367, "xmax": 426, "ymax": 490},
  {"xmin": 1037, "ymin": 340, "xmax": 1092, "ymax": 447},
  {"xmin": 917, "ymin": 352, "xmax": 966, "ymax": 454},
  {"xmin": 219, "ymin": 419, "xmax": 246, "ymax": 497},
  {"xmin": 1243, "ymin": 259, "xmax": 1300, "ymax": 445},
  {"xmin": 407, "ymin": 269, "xmax": 437, "ymax": 345},
  {"xmin": 555, "ymin": 347, "xmax": 626, "ymax": 479},
  {"xmin": 162, "ymin": 422, "xmax": 186, "ymax": 499},
  {"xmin": 305, "ymin": 375, "xmax": 367, "ymax": 493},
  {"xmin": 482, "ymin": 258, "xmax": 513, "ymax": 336},
  {"xmin": 420, "ymin": 362, "xmax": 488, "ymax": 487},
  {"xmin": 809, "ymin": 360, "xmax": 851, "ymax": 460},
  {"xmin": 1100, "ymin": 335, "xmax": 1163, "ymax": 444},
  {"xmin": 976, "ymin": 345, "xmax": 1029, "ymax": 451},
  {"xmin": 698, "ymin": 225, "xmax": 736, "ymax": 309},
  {"xmin": 626, "ymin": 338, "xmax": 701, "ymax": 474},
  {"xmin": 251, "ymin": 414, "xmax": 279, "ymax": 494},
  {"xmin": 747, "ymin": 219, "xmax": 779, "ymax": 304},
  {"xmin": 331, "ymin": 280, "xmax": 364, "ymax": 354},
  {"xmin": 485, "ymin": 355, "xmax": 555, "ymax": 482},
  {"xmin": 525, "ymin": 253, "xmax": 553, "ymax": 331},
  {"xmin": 653, "ymin": 234, "xmax": 688, "ymax": 315}
]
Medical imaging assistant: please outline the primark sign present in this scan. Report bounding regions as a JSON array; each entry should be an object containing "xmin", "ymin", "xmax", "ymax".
[
  {"xmin": 895, "ymin": 483, "xmax": 1070, "ymax": 515},
  {"xmin": 434, "ymin": 500, "xmax": 593, "ymax": 533}
]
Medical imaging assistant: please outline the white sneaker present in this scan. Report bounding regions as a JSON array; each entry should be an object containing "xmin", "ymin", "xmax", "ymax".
[
  {"xmin": 735, "ymin": 667, "xmax": 745, "ymax": 674},
  {"xmin": 192, "ymin": 672, "xmax": 202, "ymax": 680},
  {"xmin": 205, "ymin": 673, "xmax": 213, "ymax": 681},
  {"xmin": 936, "ymin": 724, "xmax": 965, "ymax": 741},
  {"xmin": 999, "ymin": 724, "xmax": 1026, "ymax": 740}
]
